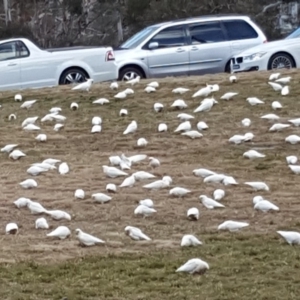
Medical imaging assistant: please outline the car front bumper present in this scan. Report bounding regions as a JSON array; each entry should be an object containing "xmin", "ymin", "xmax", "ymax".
[{"xmin": 231, "ymin": 56, "xmax": 269, "ymax": 72}]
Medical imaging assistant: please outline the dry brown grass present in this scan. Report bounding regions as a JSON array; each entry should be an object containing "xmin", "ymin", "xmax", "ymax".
[{"xmin": 1, "ymin": 69, "xmax": 300, "ymax": 299}]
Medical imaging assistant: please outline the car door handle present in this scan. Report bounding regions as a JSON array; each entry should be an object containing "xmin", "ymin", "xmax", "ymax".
[
  {"xmin": 7, "ymin": 63, "xmax": 17, "ymax": 66},
  {"xmin": 176, "ymin": 48, "xmax": 185, "ymax": 53},
  {"xmin": 190, "ymin": 46, "xmax": 199, "ymax": 51}
]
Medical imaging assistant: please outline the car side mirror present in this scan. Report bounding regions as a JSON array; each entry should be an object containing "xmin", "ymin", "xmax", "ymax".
[{"xmin": 148, "ymin": 42, "xmax": 159, "ymax": 50}]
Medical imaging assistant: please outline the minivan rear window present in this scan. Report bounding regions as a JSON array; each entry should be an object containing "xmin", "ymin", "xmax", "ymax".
[{"xmin": 222, "ymin": 20, "xmax": 258, "ymax": 40}]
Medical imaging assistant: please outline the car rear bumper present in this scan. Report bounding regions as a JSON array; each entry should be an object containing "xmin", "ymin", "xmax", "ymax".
[{"xmin": 93, "ymin": 61, "xmax": 118, "ymax": 82}]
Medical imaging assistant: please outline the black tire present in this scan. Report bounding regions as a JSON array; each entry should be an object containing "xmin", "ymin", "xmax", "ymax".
[
  {"xmin": 225, "ymin": 60, "xmax": 232, "ymax": 73},
  {"xmin": 118, "ymin": 66, "xmax": 144, "ymax": 81},
  {"xmin": 268, "ymin": 53, "xmax": 295, "ymax": 70},
  {"xmin": 59, "ymin": 68, "xmax": 89, "ymax": 85}
]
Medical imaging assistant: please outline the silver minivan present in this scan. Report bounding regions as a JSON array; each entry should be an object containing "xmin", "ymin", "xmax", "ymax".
[{"xmin": 115, "ymin": 14, "xmax": 267, "ymax": 80}]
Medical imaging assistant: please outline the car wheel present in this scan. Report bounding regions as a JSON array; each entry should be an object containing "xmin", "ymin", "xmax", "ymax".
[
  {"xmin": 59, "ymin": 68, "xmax": 89, "ymax": 85},
  {"xmin": 225, "ymin": 60, "xmax": 232, "ymax": 73},
  {"xmin": 268, "ymin": 53, "xmax": 295, "ymax": 70},
  {"xmin": 119, "ymin": 67, "xmax": 144, "ymax": 81}
]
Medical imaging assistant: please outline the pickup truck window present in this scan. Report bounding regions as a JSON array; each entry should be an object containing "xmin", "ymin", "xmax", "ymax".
[{"xmin": 0, "ymin": 41, "xmax": 30, "ymax": 61}]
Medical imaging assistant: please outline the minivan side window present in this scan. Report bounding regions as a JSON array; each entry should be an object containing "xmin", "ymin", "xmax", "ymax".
[
  {"xmin": 146, "ymin": 25, "xmax": 187, "ymax": 49},
  {"xmin": 222, "ymin": 20, "xmax": 258, "ymax": 40},
  {"xmin": 189, "ymin": 22, "xmax": 226, "ymax": 44},
  {"xmin": 121, "ymin": 26, "xmax": 160, "ymax": 49}
]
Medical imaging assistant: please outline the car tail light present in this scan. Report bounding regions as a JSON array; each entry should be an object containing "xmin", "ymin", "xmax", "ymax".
[{"xmin": 105, "ymin": 50, "xmax": 115, "ymax": 61}]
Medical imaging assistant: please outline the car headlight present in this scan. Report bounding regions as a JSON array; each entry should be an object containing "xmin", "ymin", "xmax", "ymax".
[{"xmin": 243, "ymin": 52, "xmax": 267, "ymax": 62}]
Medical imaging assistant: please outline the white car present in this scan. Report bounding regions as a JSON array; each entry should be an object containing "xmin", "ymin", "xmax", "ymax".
[
  {"xmin": 0, "ymin": 38, "xmax": 118, "ymax": 91},
  {"xmin": 231, "ymin": 29, "xmax": 300, "ymax": 72},
  {"xmin": 115, "ymin": 15, "xmax": 267, "ymax": 80}
]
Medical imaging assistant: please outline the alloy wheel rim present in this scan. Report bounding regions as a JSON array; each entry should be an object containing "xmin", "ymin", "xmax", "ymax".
[
  {"xmin": 271, "ymin": 56, "xmax": 292, "ymax": 69},
  {"xmin": 122, "ymin": 71, "xmax": 139, "ymax": 81},
  {"xmin": 64, "ymin": 72, "xmax": 85, "ymax": 84}
]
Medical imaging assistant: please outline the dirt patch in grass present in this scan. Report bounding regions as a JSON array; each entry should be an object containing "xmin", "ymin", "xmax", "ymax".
[{"xmin": 0, "ymin": 69, "xmax": 300, "ymax": 299}]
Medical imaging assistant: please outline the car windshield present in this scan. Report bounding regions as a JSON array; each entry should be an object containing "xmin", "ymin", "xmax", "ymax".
[
  {"xmin": 285, "ymin": 27, "xmax": 300, "ymax": 39},
  {"xmin": 120, "ymin": 25, "xmax": 159, "ymax": 49}
]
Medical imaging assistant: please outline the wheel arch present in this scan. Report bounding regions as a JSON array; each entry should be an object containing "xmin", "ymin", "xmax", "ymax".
[
  {"xmin": 118, "ymin": 64, "xmax": 146, "ymax": 80},
  {"xmin": 59, "ymin": 66, "xmax": 90, "ymax": 84},
  {"xmin": 267, "ymin": 51, "xmax": 296, "ymax": 70}
]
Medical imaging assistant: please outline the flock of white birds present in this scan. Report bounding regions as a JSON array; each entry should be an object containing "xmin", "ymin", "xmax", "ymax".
[{"xmin": 1, "ymin": 71, "xmax": 300, "ymax": 275}]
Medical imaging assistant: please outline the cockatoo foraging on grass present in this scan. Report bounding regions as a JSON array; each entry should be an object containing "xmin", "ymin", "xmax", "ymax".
[{"xmin": 72, "ymin": 78, "xmax": 93, "ymax": 92}]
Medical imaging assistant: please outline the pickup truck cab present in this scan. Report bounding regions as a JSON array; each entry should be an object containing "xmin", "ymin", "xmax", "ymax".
[{"xmin": 0, "ymin": 38, "xmax": 118, "ymax": 91}]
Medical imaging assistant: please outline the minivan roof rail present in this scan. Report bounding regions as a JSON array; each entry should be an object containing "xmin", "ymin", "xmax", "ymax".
[{"xmin": 170, "ymin": 14, "xmax": 247, "ymax": 23}]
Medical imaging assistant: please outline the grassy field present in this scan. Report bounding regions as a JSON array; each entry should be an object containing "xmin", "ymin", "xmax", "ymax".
[{"xmin": 0, "ymin": 69, "xmax": 300, "ymax": 299}]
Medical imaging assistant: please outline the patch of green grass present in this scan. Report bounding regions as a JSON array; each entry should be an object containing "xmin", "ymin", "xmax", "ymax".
[{"xmin": 1, "ymin": 235, "xmax": 300, "ymax": 300}]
